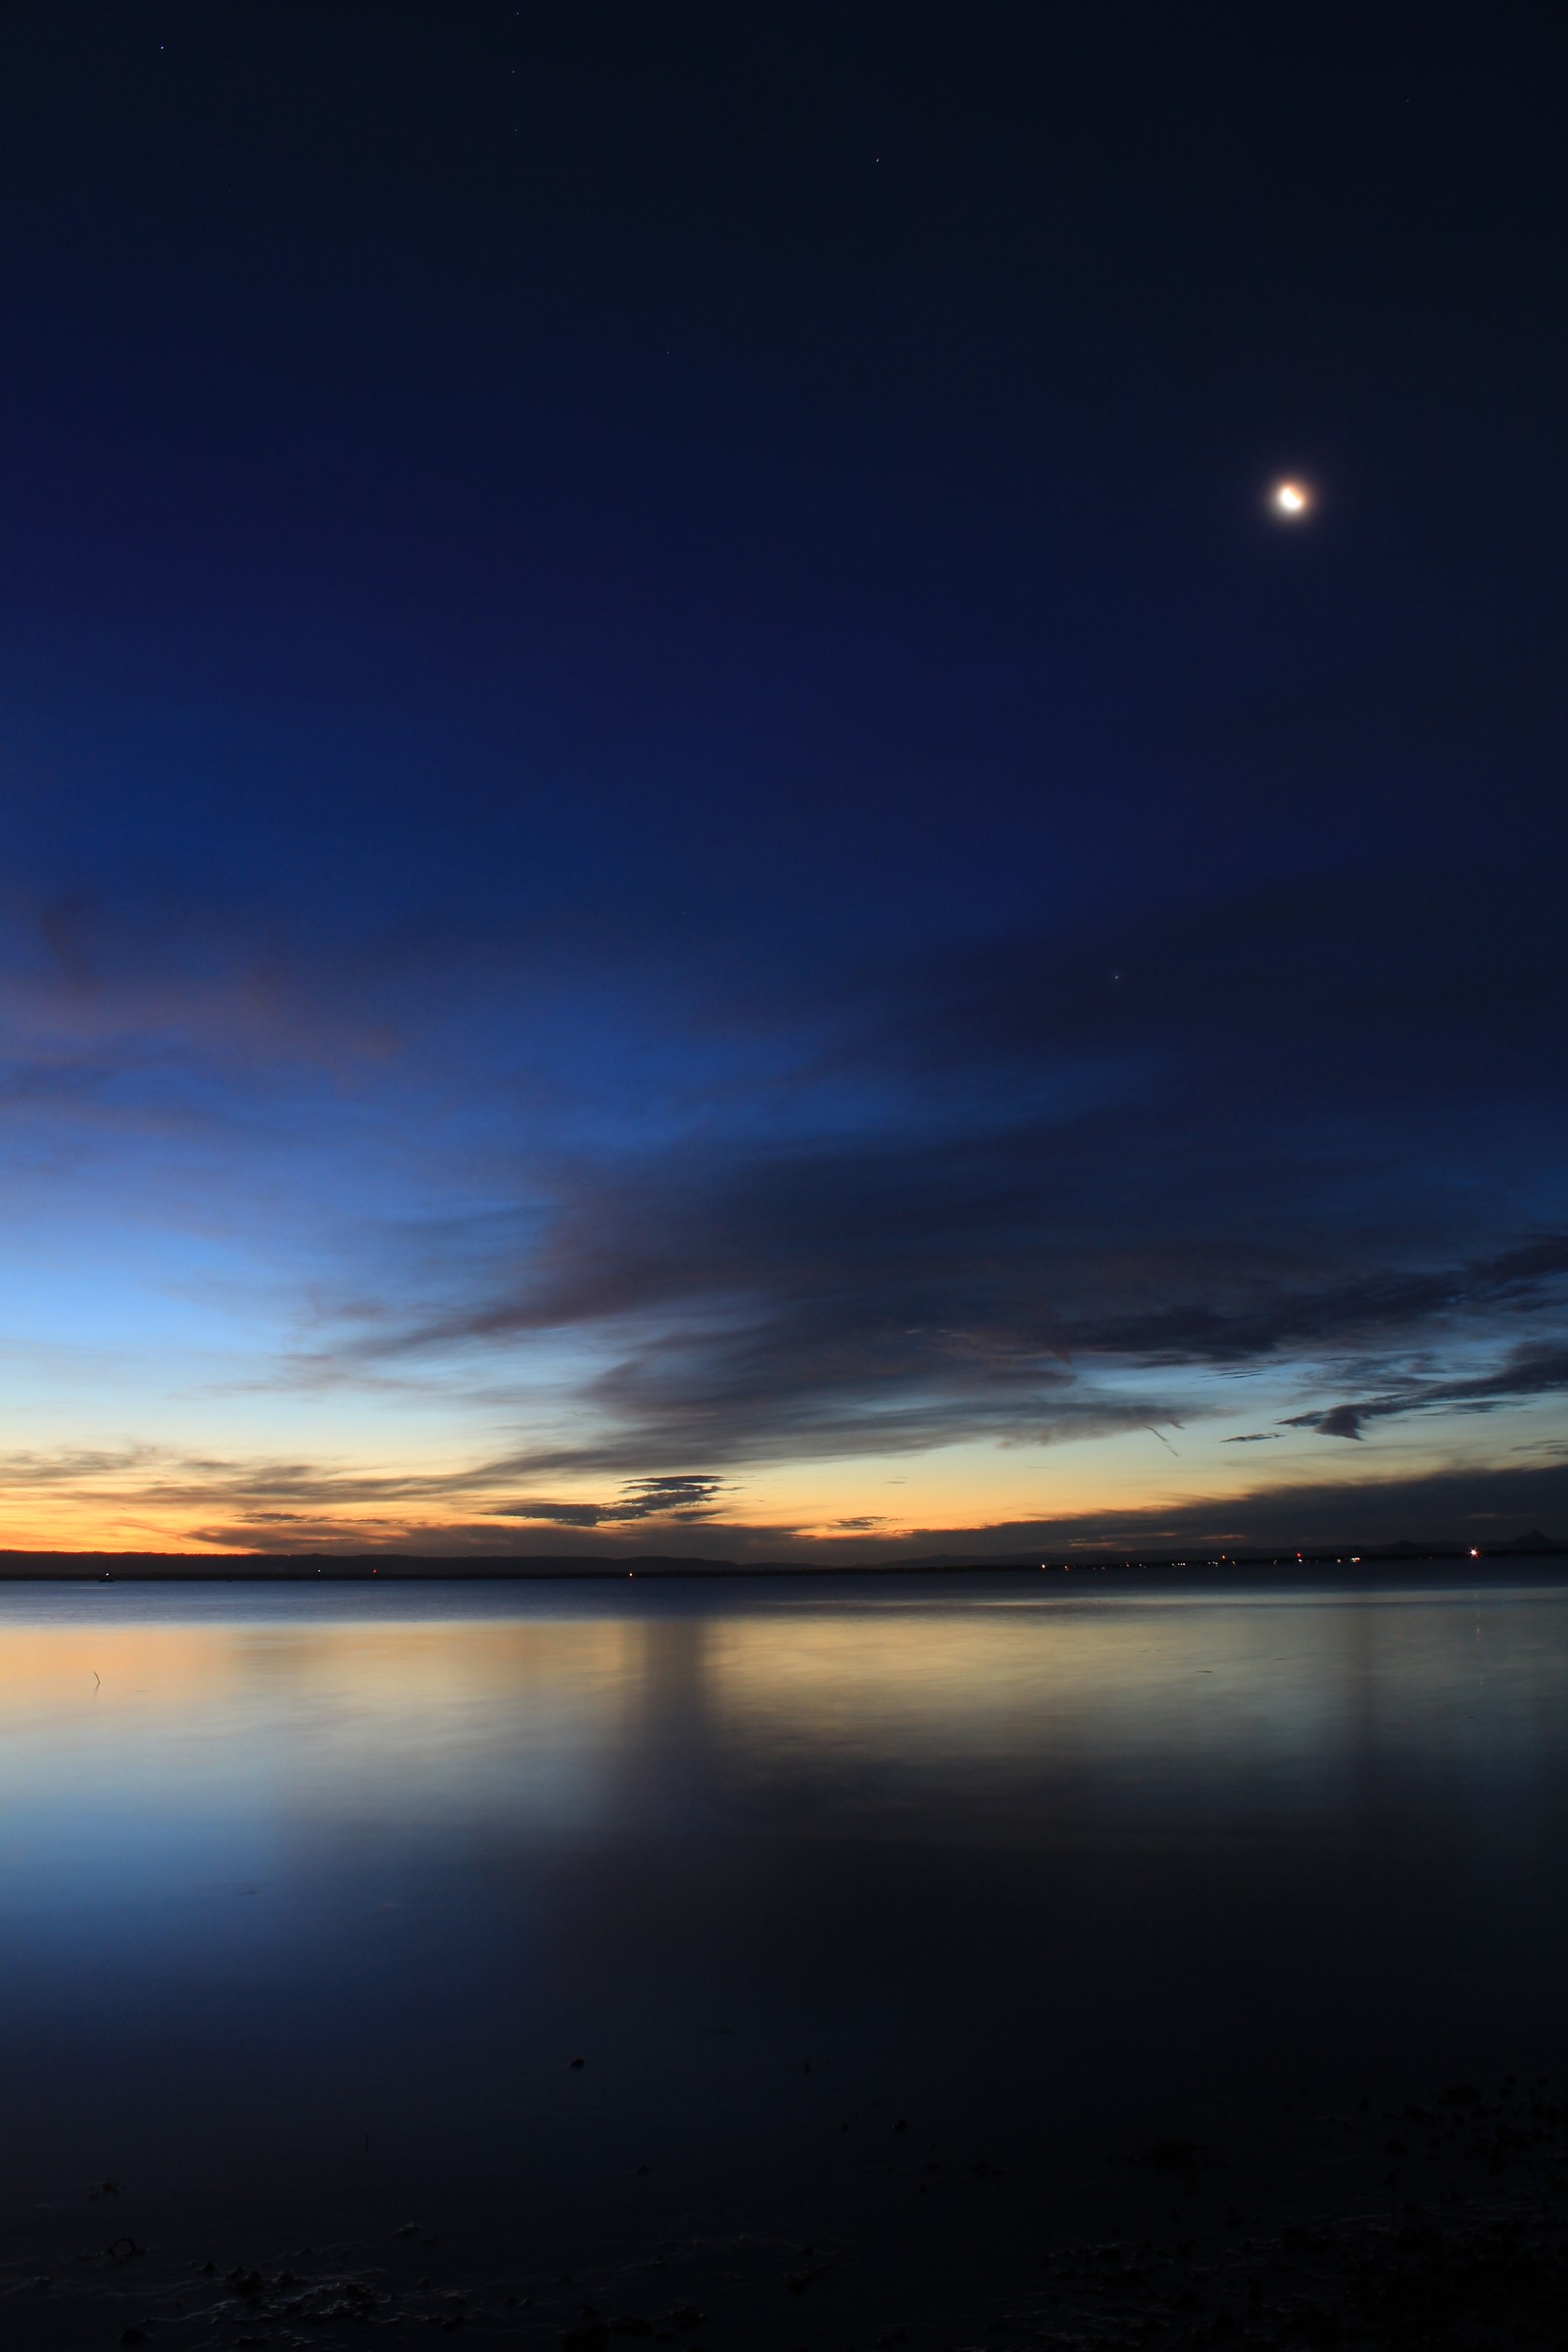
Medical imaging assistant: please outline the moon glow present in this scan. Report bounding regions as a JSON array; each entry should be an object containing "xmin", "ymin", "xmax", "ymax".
[{"xmin": 1270, "ymin": 479, "xmax": 1313, "ymax": 517}]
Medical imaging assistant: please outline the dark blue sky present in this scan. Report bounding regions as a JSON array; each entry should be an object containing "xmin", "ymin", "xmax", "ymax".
[{"xmin": 2, "ymin": 3, "xmax": 1565, "ymax": 1555}]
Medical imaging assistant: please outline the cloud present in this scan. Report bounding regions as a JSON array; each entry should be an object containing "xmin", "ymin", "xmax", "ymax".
[
  {"xmin": 0, "ymin": 1443, "xmax": 171, "ymax": 1487},
  {"xmin": 9, "ymin": 1437, "xmax": 1568, "ymax": 1567},
  {"xmin": 122, "ymin": 1454, "xmax": 1568, "ymax": 1563},
  {"xmin": 891, "ymin": 1453, "xmax": 1568, "ymax": 1560},
  {"xmin": 1286, "ymin": 1344, "xmax": 1568, "ymax": 1443},
  {"xmin": 5, "ymin": 870, "xmax": 1568, "ymax": 1537},
  {"xmin": 1298, "ymin": 1402, "xmax": 1374, "ymax": 1441},
  {"xmin": 304, "ymin": 1147, "xmax": 1568, "ymax": 1484},
  {"xmin": 0, "ymin": 886, "xmax": 397, "ymax": 1078},
  {"xmin": 486, "ymin": 1475, "xmax": 727, "ymax": 1526},
  {"xmin": 229, "ymin": 871, "xmax": 1564, "ymax": 1497},
  {"xmin": 0, "ymin": 1445, "xmax": 733, "ymax": 1550},
  {"xmin": 0, "ymin": 1442, "xmax": 538, "ymax": 1513}
]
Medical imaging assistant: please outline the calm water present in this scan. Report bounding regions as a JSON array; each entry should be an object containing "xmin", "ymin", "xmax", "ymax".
[{"xmin": 3, "ymin": 1573, "xmax": 1568, "ymax": 2326}]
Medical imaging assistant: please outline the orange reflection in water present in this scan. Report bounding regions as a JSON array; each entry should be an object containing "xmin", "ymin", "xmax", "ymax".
[
  {"xmin": 0, "ymin": 1611, "xmax": 650, "ymax": 1851},
  {"xmin": 1, "ymin": 1587, "xmax": 1560, "ymax": 1854}
]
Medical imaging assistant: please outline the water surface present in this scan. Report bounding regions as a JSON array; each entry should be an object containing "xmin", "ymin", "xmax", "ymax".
[{"xmin": 3, "ymin": 1573, "xmax": 1567, "ymax": 2330}]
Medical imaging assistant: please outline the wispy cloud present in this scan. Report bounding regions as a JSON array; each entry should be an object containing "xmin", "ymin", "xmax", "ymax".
[
  {"xmin": 485, "ymin": 1475, "xmax": 728, "ymax": 1526},
  {"xmin": 1284, "ymin": 1344, "xmax": 1568, "ymax": 1442},
  {"xmin": 4, "ymin": 875, "xmax": 1567, "ymax": 1544},
  {"xmin": 224, "ymin": 877, "xmax": 1568, "ymax": 1494}
]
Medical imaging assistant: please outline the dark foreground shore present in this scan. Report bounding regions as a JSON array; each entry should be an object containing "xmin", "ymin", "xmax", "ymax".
[{"xmin": 5, "ymin": 2078, "xmax": 1567, "ymax": 2351}]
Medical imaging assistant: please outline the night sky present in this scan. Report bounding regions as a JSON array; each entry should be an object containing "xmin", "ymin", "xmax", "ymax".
[{"xmin": 3, "ymin": 3, "xmax": 1565, "ymax": 1557}]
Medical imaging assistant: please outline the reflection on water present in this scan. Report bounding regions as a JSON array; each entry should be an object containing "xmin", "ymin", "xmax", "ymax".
[{"xmin": 2, "ymin": 1575, "xmax": 1567, "ymax": 2275}]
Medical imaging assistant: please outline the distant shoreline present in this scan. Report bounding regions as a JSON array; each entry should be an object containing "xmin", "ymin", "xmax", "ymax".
[{"xmin": 1, "ymin": 1542, "xmax": 1564, "ymax": 1581}]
